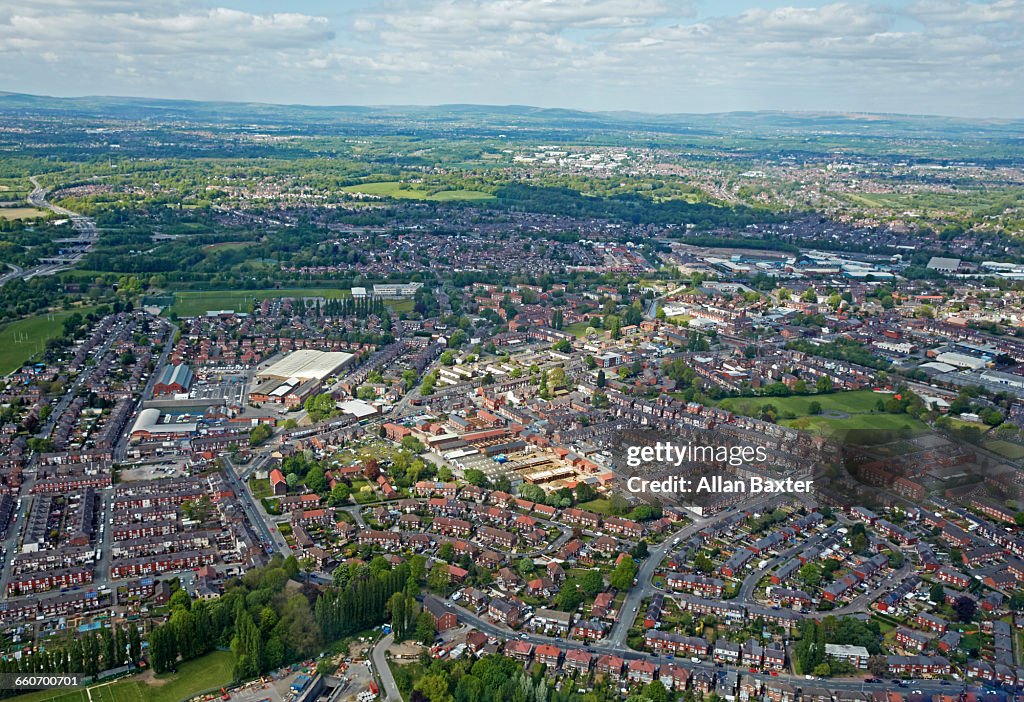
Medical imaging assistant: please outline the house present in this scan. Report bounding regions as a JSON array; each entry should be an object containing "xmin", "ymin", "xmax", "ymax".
[
  {"xmin": 895, "ymin": 628, "xmax": 930, "ymax": 652},
  {"xmin": 488, "ymin": 597, "xmax": 523, "ymax": 627},
  {"xmin": 563, "ymin": 649, "xmax": 592, "ymax": 675},
  {"xmin": 531, "ymin": 608, "xmax": 573, "ymax": 635},
  {"xmin": 714, "ymin": 639, "xmax": 741, "ymax": 664},
  {"xmin": 595, "ymin": 655, "xmax": 625, "ymax": 679},
  {"xmin": 742, "ymin": 638, "xmax": 764, "ymax": 667},
  {"xmin": 534, "ymin": 644, "xmax": 562, "ymax": 667},
  {"xmin": 626, "ymin": 659, "xmax": 656, "ymax": 685},
  {"xmin": 571, "ymin": 619, "xmax": 607, "ymax": 642},
  {"xmin": 424, "ymin": 598, "xmax": 458, "ymax": 633},
  {"xmin": 270, "ymin": 468, "xmax": 288, "ymax": 495}
]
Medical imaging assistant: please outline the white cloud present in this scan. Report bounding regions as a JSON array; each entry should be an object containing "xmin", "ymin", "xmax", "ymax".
[{"xmin": 0, "ymin": 0, "xmax": 1020, "ymax": 116}]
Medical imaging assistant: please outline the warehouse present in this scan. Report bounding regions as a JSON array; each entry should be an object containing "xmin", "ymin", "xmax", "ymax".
[{"xmin": 256, "ymin": 350, "xmax": 354, "ymax": 382}]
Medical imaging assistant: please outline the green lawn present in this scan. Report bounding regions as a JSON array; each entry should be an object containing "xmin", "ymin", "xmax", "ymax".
[
  {"xmin": 249, "ymin": 478, "xmax": 272, "ymax": 500},
  {"xmin": 578, "ymin": 498, "xmax": 614, "ymax": 515},
  {"xmin": 0, "ymin": 310, "xmax": 90, "ymax": 376},
  {"xmin": 14, "ymin": 651, "xmax": 233, "ymax": 702},
  {"xmin": 341, "ymin": 181, "xmax": 494, "ymax": 202},
  {"xmin": 564, "ymin": 321, "xmax": 594, "ymax": 338}
]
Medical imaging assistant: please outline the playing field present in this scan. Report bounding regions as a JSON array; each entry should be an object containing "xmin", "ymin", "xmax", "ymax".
[
  {"xmin": 170, "ymin": 288, "xmax": 354, "ymax": 316},
  {"xmin": 984, "ymin": 439, "xmax": 1024, "ymax": 460},
  {"xmin": 718, "ymin": 390, "xmax": 885, "ymax": 417},
  {"xmin": 0, "ymin": 310, "xmax": 90, "ymax": 375},
  {"xmin": 14, "ymin": 651, "xmax": 233, "ymax": 702},
  {"xmin": 341, "ymin": 181, "xmax": 494, "ymax": 201},
  {"xmin": 783, "ymin": 412, "xmax": 929, "ymax": 440}
]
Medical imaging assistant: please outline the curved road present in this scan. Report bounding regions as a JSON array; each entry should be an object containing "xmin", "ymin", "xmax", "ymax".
[{"xmin": 424, "ymin": 594, "xmax": 966, "ymax": 697}]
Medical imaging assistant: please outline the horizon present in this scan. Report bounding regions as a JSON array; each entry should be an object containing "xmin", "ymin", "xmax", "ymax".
[
  {"xmin": 1, "ymin": 0, "xmax": 1022, "ymax": 119},
  {"xmin": 4, "ymin": 89, "xmax": 1023, "ymax": 124}
]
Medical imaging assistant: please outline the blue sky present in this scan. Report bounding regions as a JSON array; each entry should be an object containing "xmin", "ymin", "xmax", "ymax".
[{"xmin": 1, "ymin": 0, "xmax": 1021, "ymax": 117}]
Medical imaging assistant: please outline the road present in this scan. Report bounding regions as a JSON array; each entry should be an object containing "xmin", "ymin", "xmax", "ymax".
[
  {"xmin": 425, "ymin": 594, "xmax": 964, "ymax": 696},
  {"xmin": 223, "ymin": 455, "xmax": 290, "ymax": 556},
  {"xmin": 113, "ymin": 321, "xmax": 178, "ymax": 461},
  {"xmin": 608, "ymin": 515, "xmax": 710, "ymax": 647},
  {"xmin": 370, "ymin": 633, "xmax": 401, "ymax": 702}
]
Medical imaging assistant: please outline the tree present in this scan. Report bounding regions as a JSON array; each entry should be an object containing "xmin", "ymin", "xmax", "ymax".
[
  {"xmin": 416, "ymin": 612, "xmax": 436, "ymax": 645},
  {"xmin": 328, "ymin": 483, "xmax": 351, "ymax": 506},
  {"xmin": 249, "ymin": 423, "xmax": 272, "ymax": 447},
  {"xmin": 609, "ymin": 558, "xmax": 638, "ymax": 590},
  {"xmin": 954, "ymin": 596, "xmax": 976, "ymax": 623},
  {"xmin": 815, "ymin": 376, "xmax": 833, "ymax": 393},
  {"xmin": 306, "ymin": 466, "xmax": 327, "ymax": 494},
  {"xmin": 867, "ymin": 656, "xmax": 888, "ymax": 678},
  {"xmin": 428, "ymin": 563, "xmax": 451, "ymax": 592},
  {"xmin": 807, "ymin": 401, "xmax": 822, "ymax": 415},
  {"xmin": 595, "ymin": 369, "xmax": 606, "ymax": 387},
  {"xmin": 929, "ymin": 582, "xmax": 945, "ymax": 603}
]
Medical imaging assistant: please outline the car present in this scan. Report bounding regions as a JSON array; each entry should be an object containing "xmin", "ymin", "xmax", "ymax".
[
  {"xmin": 940, "ymin": 682, "xmax": 950, "ymax": 686},
  {"xmin": 770, "ymin": 671, "xmax": 779, "ymax": 677},
  {"xmin": 750, "ymin": 668, "xmax": 758, "ymax": 674},
  {"xmin": 520, "ymin": 633, "xmax": 528, "ymax": 639}
]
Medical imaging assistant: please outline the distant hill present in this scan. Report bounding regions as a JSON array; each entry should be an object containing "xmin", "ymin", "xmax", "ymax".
[{"xmin": 1, "ymin": 90, "xmax": 1023, "ymax": 141}]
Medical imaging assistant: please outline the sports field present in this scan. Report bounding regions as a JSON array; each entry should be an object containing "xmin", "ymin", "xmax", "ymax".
[
  {"xmin": 14, "ymin": 651, "xmax": 233, "ymax": 702},
  {"xmin": 717, "ymin": 389, "xmax": 884, "ymax": 417},
  {"xmin": 340, "ymin": 181, "xmax": 494, "ymax": 201},
  {"xmin": 170, "ymin": 288, "xmax": 416, "ymax": 317},
  {"xmin": 170, "ymin": 288, "xmax": 353, "ymax": 316},
  {"xmin": 0, "ymin": 310, "xmax": 88, "ymax": 376}
]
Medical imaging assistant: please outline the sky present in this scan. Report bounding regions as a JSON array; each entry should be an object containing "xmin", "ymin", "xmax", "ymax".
[{"xmin": 0, "ymin": 0, "xmax": 1022, "ymax": 118}]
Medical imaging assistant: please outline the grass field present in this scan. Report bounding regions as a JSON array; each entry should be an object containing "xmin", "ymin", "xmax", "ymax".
[
  {"xmin": 0, "ymin": 310, "xmax": 88, "ymax": 375},
  {"xmin": 170, "ymin": 288, "xmax": 353, "ymax": 316},
  {"xmin": 564, "ymin": 322, "xmax": 594, "ymax": 338},
  {"xmin": 717, "ymin": 390, "xmax": 930, "ymax": 440},
  {"xmin": 782, "ymin": 412, "xmax": 928, "ymax": 439},
  {"xmin": 15, "ymin": 651, "xmax": 233, "ymax": 702},
  {"xmin": 578, "ymin": 498, "xmax": 614, "ymax": 515},
  {"xmin": 984, "ymin": 439, "xmax": 1024, "ymax": 460},
  {"xmin": 341, "ymin": 181, "xmax": 494, "ymax": 201},
  {"xmin": 0, "ymin": 207, "xmax": 48, "ymax": 220},
  {"xmin": 170, "ymin": 288, "xmax": 416, "ymax": 317},
  {"xmin": 718, "ymin": 390, "xmax": 884, "ymax": 417}
]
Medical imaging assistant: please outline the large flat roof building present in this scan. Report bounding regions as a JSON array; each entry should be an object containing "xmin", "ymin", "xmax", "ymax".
[{"xmin": 256, "ymin": 350, "xmax": 354, "ymax": 383}]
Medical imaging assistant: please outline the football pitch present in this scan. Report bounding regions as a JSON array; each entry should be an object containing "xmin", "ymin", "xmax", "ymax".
[{"xmin": 14, "ymin": 651, "xmax": 233, "ymax": 702}]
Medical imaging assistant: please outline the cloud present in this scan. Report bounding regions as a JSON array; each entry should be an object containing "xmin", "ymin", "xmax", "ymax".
[{"xmin": 0, "ymin": 0, "xmax": 1020, "ymax": 117}]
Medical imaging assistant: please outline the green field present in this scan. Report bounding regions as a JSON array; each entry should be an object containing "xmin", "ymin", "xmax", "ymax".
[
  {"xmin": 170, "ymin": 288, "xmax": 417, "ymax": 317},
  {"xmin": 170, "ymin": 288, "xmax": 353, "ymax": 316},
  {"xmin": 718, "ymin": 390, "xmax": 884, "ymax": 417},
  {"xmin": 0, "ymin": 206, "xmax": 48, "ymax": 220},
  {"xmin": 15, "ymin": 651, "xmax": 233, "ymax": 702},
  {"xmin": 717, "ymin": 390, "xmax": 930, "ymax": 440},
  {"xmin": 0, "ymin": 310, "xmax": 86, "ymax": 376},
  {"xmin": 984, "ymin": 439, "xmax": 1024, "ymax": 460},
  {"xmin": 564, "ymin": 321, "xmax": 594, "ymax": 338},
  {"xmin": 341, "ymin": 181, "xmax": 494, "ymax": 201},
  {"xmin": 782, "ymin": 412, "xmax": 928, "ymax": 439},
  {"xmin": 578, "ymin": 497, "xmax": 614, "ymax": 515}
]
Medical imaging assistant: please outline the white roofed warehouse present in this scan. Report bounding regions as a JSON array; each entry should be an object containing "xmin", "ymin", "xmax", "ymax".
[{"xmin": 256, "ymin": 350, "xmax": 354, "ymax": 382}]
